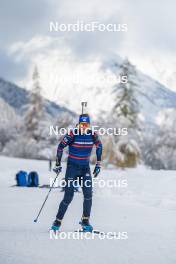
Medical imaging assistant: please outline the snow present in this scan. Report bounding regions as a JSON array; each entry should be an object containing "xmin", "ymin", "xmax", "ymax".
[
  {"xmin": 0, "ymin": 98, "xmax": 17, "ymax": 124},
  {"xmin": 0, "ymin": 156, "xmax": 176, "ymax": 264}
]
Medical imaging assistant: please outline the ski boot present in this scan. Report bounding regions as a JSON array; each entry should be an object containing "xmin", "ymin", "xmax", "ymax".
[
  {"xmin": 51, "ymin": 219, "xmax": 61, "ymax": 232},
  {"xmin": 79, "ymin": 216, "xmax": 93, "ymax": 232}
]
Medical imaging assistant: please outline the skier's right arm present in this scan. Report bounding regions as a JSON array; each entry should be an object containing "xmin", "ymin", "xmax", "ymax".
[
  {"xmin": 53, "ymin": 131, "xmax": 74, "ymax": 174},
  {"xmin": 56, "ymin": 131, "xmax": 74, "ymax": 165}
]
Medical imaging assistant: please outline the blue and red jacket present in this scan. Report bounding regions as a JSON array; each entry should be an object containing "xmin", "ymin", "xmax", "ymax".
[{"xmin": 57, "ymin": 128, "xmax": 103, "ymax": 165}]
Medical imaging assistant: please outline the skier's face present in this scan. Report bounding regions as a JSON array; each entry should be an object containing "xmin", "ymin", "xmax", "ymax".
[{"xmin": 79, "ymin": 122, "xmax": 90, "ymax": 134}]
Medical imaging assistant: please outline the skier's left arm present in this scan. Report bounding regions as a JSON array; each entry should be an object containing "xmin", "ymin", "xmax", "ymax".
[{"xmin": 93, "ymin": 133, "xmax": 103, "ymax": 177}]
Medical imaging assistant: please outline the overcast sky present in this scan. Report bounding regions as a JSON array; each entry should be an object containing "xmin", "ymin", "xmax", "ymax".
[{"xmin": 0, "ymin": 0, "xmax": 176, "ymax": 90}]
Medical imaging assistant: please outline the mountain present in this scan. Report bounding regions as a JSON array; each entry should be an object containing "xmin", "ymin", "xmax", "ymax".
[
  {"xmin": 26, "ymin": 56, "xmax": 176, "ymax": 125},
  {"xmin": 1, "ymin": 54, "xmax": 176, "ymax": 127},
  {"xmin": 0, "ymin": 78, "xmax": 76, "ymax": 121},
  {"xmin": 0, "ymin": 97, "xmax": 18, "ymax": 125},
  {"xmin": 129, "ymin": 69, "xmax": 176, "ymax": 123},
  {"xmin": 99, "ymin": 59, "xmax": 176, "ymax": 123}
]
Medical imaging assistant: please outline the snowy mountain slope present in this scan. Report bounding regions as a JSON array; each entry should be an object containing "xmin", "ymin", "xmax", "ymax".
[
  {"xmin": 1, "ymin": 55, "xmax": 176, "ymax": 126},
  {"xmin": 0, "ymin": 97, "xmax": 18, "ymax": 125},
  {"xmin": 0, "ymin": 78, "xmax": 76, "ymax": 119},
  {"xmin": 133, "ymin": 71, "xmax": 176, "ymax": 122},
  {"xmin": 0, "ymin": 156, "xmax": 176, "ymax": 264},
  {"xmin": 24, "ymin": 56, "xmax": 176, "ymax": 124},
  {"xmin": 102, "ymin": 59, "xmax": 176, "ymax": 123}
]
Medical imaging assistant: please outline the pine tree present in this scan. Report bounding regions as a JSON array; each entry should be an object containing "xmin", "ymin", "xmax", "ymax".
[
  {"xmin": 109, "ymin": 59, "xmax": 141, "ymax": 167},
  {"xmin": 24, "ymin": 66, "xmax": 44, "ymax": 141},
  {"xmin": 112, "ymin": 58, "xmax": 139, "ymax": 130}
]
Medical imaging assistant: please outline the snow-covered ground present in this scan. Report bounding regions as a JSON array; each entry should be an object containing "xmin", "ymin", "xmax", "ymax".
[{"xmin": 0, "ymin": 156, "xmax": 176, "ymax": 264}]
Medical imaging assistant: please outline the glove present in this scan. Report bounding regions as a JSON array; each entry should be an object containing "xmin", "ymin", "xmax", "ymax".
[
  {"xmin": 53, "ymin": 160, "xmax": 62, "ymax": 174},
  {"xmin": 53, "ymin": 164, "xmax": 62, "ymax": 174},
  {"xmin": 93, "ymin": 163, "xmax": 101, "ymax": 178}
]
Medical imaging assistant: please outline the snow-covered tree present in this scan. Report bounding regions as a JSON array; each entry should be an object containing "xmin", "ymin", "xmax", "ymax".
[
  {"xmin": 143, "ymin": 108, "xmax": 176, "ymax": 169},
  {"xmin": 112, "ymin": 58, "xmax": 139, "ymax": 131},
  {"xmin": 107, "ymin": 59, "xmax": 141, "ymax": 167},
  {"xmin": 24, "ymin": 66, "xmax": 44, "ymax": 141}
]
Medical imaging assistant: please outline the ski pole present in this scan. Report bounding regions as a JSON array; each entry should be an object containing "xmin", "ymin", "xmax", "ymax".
[{"xmin": 34, "ymin": 172, "xmax": 60, "ymax": 223}]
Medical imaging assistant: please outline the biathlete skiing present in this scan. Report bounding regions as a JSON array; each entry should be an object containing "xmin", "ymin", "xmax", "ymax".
[{"xmin": 51, "ymin": 103, "xmax": 103, "ymax": 232}]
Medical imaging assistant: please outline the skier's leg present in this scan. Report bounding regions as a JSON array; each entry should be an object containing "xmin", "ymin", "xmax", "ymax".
[
  {"xmin": 52, "ymin": 181, "xmax": 75, "ymax": 231},
  {"xmin": 52, "ymin": 177, "xmax": 75, "ymax": 231},
  {"xmin": 56, "ymin": 164, "xmax": 76, "ymax": 220},
  {"xmin": 82, "ymin": 167, "xmax": 92, "ymax": 217},
  {"xmin": 56, "ymin": 183, "xmax": 74, "ymax": 220},
  {"xmin": 79, "ymin": 167, "xmax": 93, "ymax": 232}
]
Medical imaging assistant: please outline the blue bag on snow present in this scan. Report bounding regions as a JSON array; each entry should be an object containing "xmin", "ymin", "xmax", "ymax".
[
  {"xmin": 16, "ymin": 171, "xmax": 28, "ymax": 186},
  {"xmin": 27, "ymin": 171, "xmax": 39, "ymax": 187}
]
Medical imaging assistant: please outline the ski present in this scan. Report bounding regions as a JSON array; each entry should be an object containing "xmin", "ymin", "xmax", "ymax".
[{"xmin": 74, "ymin": 229, "xmax": 119, "ymax": 238}]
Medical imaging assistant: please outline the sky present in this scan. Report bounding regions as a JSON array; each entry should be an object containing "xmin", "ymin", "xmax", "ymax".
[{"xmin": 0, "ymin": 0, "xmax": 176, "ymax": 93}]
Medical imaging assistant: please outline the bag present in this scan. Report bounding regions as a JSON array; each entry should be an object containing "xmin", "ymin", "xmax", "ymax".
[
  {"xmin": 27, "ymin": 171, "xmax": 39, "ymax": 187},
  {"xmin": 16, "ymin": 171, "xmax": 28, "ymax": 186}
]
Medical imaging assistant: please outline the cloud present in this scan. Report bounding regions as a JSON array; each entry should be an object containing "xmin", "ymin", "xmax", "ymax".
[
  {"xmin": 0, "ymin": 0, "xmax": 54, "ymax": 47},
  {"xmin": 121, "ymin": 0, "xmax": 176, "ymax": 54},
  {"xmin": 0, "ymin": 48, "xmax": 28, "ymax": 81},
  {"xmin": 0, "ymin": 0, "xmax": 176, "ymax": 88},
  {"xmin": 9, "ymin": 36, "xmax": 54, "ymax": 61}
]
